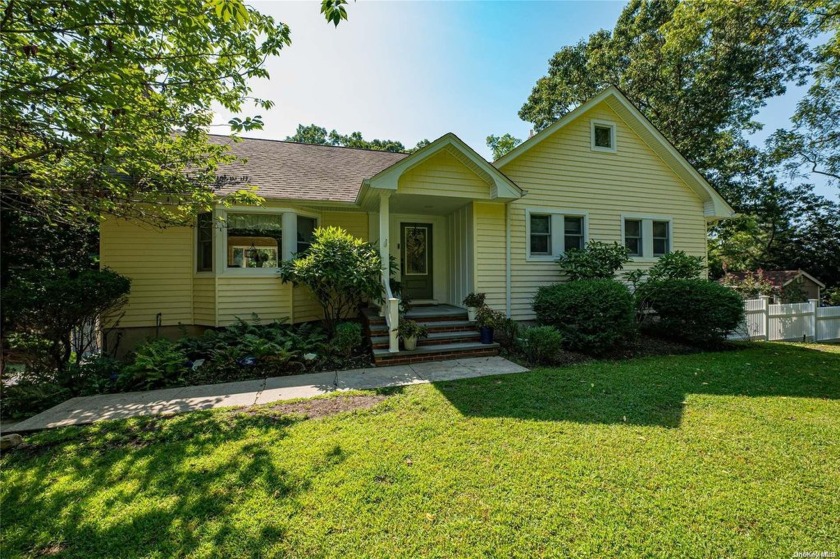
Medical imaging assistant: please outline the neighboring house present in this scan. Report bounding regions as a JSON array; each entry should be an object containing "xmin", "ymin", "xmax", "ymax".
[
  {"xmin": 723, "ymin": 270, "xmax": 825, "ymax": 302},
  {"xmin": 100, "ymin": 86, "xmax": 733, "ymax": 356}
]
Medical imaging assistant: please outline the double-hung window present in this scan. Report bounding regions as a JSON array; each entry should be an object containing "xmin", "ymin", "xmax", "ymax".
[
  {"xmin": 623, "ymin": 217, "xmax": 672, "ymax": 259},
  {"xmin": 624, "ymin": 219, "xmax": 643, "ymax": 257},
  {"xmin": 296, "ymin": 216, "xmax": 317, "ymax": 256},
  {"xmin": 652, "ymin": 221, "xmax": 670, "ymax": 256},
  {"xmin": 196, "ymin": 212, "xmax": 214, "ymax": 272},
  {"xmin": 529, "ymin": 214, "xmax": 552, "ymax": 256},
  {"xmin": 528, "ymin": 211, "xmax": 587, "ymax": 258}
]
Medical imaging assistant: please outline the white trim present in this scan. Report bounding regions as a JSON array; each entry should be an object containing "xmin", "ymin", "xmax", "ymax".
[
  {"xmin": 362, "ymin": 133, "xmax": 523, "ymax": 201},
  {"xmin": 525, "ymin": 208, "xmax": 589, "ymax": 262},
  {"xmin": 590, "ymin": 119, "xmax": 617, "ymax": 153},
  {"xmin": 197, "ymin": 206, "xmax": 323, "ymax": 278},
  {"xmin": 620, "ymin": 213, "xmax": 673, "ymax": 262}
]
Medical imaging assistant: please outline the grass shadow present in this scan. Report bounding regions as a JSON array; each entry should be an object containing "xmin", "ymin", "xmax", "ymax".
[{"xmin": 434, "ymin": 343, "xmax": 840, "ymax": 428}]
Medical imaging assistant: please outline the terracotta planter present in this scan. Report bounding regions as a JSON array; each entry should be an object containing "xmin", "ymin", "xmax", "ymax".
[{"xmin": 403, "ymin": 336, "xmax": 418, "ymax": 350}]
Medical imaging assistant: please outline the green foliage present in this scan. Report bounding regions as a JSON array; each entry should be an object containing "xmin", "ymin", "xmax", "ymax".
[
  {"xmin": 462, "ymin": 292, "xmax": 486, "ymax": 308},
  {"xmin": 486, "ymin": 133, "xmax": 522, "ymax": 160},
  {"xmin": 638, "ymin": 279, "xmax": 745, "ymax": 345},
  {"xmin": 475, "ymin": 306, "xmax": 505, "ymax": 330},
  {"xmin": 519, "ymin": 326, "xmax": 563, "ymax": 365},
  {"xmin": 768, "ymin": 0, "xmax": 839, "ymax": 190},
  {"xmin": 626, "ymin": 251, "xmax": 705, "ymax": 291},
  {"xmin": 279, "ymin": 227, "xmax": 383, "ymax": 334},
  {"xmin": 397, "ymin": 320, "xmax": 428, "ymax": 340},
  {"xmin": 493, "ymin": 317, "xmax": 521, "ymax": 353},
  {"xmin": 533, "ymin": 280, "xmax": 635, "ymax": 355},
  {"xmin": 122, "ymin": 339, "xmax": 188, "ymax": 390},
  {"xmin": 285, "ymin": 123, "xmax": 428, "ymax": 153},
  {"xmin": 780, "ymin": 278, "xmax": 808, "ymax": 304},
  {"xmin": 2, "ymin": 269, "xmax": 130, "ymax": 374},
  {"xmin": 556, "ymin": 241, "xmax": 630, "ymax": 281},
  {"xmin": 721, "ymin": 270, "xmax": 775, "ymax": 299},
  {"xmin": 0, "ymin": 381, "xmax": 70, "ymax": 420},
  {"xmin": 824, "ymin": 287, "xmax": 840, "ymax": 306},
  {"xmin": 0, "ymin": 0, "xmax": 319, "ymax": 225},
  {"xmin": 334, "ymin": 322, "xmax": 363, "ymax": 358}
]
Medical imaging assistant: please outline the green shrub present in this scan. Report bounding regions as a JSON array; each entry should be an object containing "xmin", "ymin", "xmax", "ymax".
[
  {"xmin": 0, "ymin": 381, "xmax": 70, "ymax": 420},
  {"xmin": 638, "ymin": 279, "xmax": 745, "ymax": 345},
  {"xmin": 494, "ymin": 317, "xmax": 521, "ymax": 353},
  {"xmin": 533, "ymin": 280, "xmax": 635, "ymax": 355},
  {"xmin": 334, "ymin": 322, "xmax": 363, "ymax": 357},
  {"xmin": 556, "ymin": 241, "xmax": 630, "ymax": 280},
  {"xmin": 519, "ymin": 326, "xmax": 563, "ymax": 365},
  {"xmin": 122, "ymin": 338, "xmax": 188, "ymax": 390},
  {"xmin": 626, "ymin": 251, "xmax": 705, "ymax": 290},
  {"xmin": 62, "ymin": 354, "xmax": 125, "ymax": 396},
  {"xmin": 279, "ymin": 227, "xmax": 383, "ymax": 334},
  {"xmin": 1, "ymin": 269, "xmax": 130, "ymax": 376}
]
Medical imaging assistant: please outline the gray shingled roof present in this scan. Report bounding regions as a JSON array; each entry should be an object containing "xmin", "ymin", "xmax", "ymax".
[{"xmin": 209, "ymin": 135, "xmax": 409, "ymax": 203}]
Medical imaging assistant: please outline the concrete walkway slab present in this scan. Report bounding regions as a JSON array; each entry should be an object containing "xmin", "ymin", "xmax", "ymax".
[{"xmin": 6, "ymin": 356, "xmax": 528, "ymax": 432}]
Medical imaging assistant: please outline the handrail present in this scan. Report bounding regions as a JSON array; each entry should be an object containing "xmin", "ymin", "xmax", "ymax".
[{"xmin": 381, "ymin": 274, "xmax": 399, "ymax": 353}]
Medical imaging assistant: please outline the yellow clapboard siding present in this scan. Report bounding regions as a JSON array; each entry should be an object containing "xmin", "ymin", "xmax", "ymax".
[
  {"xmin": 473, "ymin": 202, "xmax": 507, "ymax": 311},
  {"xmin": 100, "ymin": 217, "xmax": 194, "ymax": 328},
  {"xmin": 399, "ymin": 150, "xmax": 491, "ymax": 199},
  {"xmin": 322, "ymin": 211, "xmax": 369, "ymax": 241},
  {"xmin": 498, "ymin": 100, "xmax": 708, "ymax": 321},
  {"xmin": 193, "ymin": 277, "xmax": 216, "ymax": 326},
  {"xmin": 216, "ymin": 277, "xmax": 293, "ymax": 326}
]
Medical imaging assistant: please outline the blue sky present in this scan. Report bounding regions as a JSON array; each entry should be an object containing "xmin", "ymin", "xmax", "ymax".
[{"xmin": 214, "ymin": 1, "xmax": 834, "ymax": 199}]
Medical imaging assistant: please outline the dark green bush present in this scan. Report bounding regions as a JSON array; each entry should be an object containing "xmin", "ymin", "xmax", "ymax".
[
  {"xmin": 556, "ymin": 241, "xmax": 630, "ymax": 280},
  {"xmin": 533, "ymin": 280, "xmax": 635, "ymax": 355},
  {"xmin": 1, "ymin": 268, "xmax": 130, "ymax": 375},
  {"xmin": 279, "ymin": 227, "xmax": 383, "ymax": 334},
  {"xmin": 494, "ymin": 317, "xmax": 521, "ymax": 353},
  {"xmin": 334, "ymin": 322, "xmax": 363, "ymax": 357},
  {"xmin": 519, "ymin": 326, "xmax": 563, "ymax": 365},
  {"xmin": 0, "ymin": 381, "xmax": 70, "ymax": 420},
  {"xmin": 637, "ymin": 279, "xmax": 745, "ymax": 345},
  {"xmin": 121, "ymin": 338, "xmax": 188, "ymax": 390}
]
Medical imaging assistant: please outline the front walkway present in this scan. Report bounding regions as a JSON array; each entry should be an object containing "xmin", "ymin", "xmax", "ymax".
[{"xmin": 5, "ymin": 357, "xmax": 527, "ymax": 432}]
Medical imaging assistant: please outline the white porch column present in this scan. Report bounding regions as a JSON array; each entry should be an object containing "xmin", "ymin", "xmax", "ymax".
[
  {"xmin": 378, "ymin": 192, "xmax": 399, "ymax": 353},
  {"xmin": 379, "ymin": 192, "xmax": 391, "ymax": 275}
]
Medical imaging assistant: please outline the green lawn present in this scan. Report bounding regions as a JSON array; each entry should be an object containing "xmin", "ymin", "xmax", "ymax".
[{"xmin": 2, "ymin": 343, "xmax": 839, "ymax": 558}]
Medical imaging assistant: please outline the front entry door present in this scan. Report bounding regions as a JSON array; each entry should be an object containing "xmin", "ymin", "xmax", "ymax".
[{"xmin": 401, "ymin": 223, "xmax": 433, "ymax": 300}]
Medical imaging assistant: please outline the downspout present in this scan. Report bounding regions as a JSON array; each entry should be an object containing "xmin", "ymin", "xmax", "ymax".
[{"xmin": 505, "ymin": 201, "xmax": 512, "ymax": 318}]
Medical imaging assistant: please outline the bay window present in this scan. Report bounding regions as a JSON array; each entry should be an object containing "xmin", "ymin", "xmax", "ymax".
[{"xmin": 226, "ymin": 213, "xmax": 282, "ymax": 269}]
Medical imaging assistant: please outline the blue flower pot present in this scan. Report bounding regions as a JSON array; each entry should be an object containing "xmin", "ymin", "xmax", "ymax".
[{"xmin": 479, "ymin": 326, "xmax": 494, "ymax": 344}]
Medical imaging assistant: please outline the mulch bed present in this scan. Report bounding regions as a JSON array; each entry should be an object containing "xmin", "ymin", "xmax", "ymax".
[{"xmin": 254, "ymin": 395, "xmax": 388, "ymax": 420}]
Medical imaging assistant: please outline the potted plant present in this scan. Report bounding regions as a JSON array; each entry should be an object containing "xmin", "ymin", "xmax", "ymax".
[
  {"xmin": 397, "ymin": 319, "xmax": 428, "ymax": 351},
  {"xmin": 463, "ymin": 292, "xmax": 486, "ymax": 321},
  {"xmin": 475, "ymin": 306, "xmax": 504, "ymax": 344}
]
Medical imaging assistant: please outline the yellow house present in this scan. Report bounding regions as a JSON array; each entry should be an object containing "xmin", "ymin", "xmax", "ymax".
[{"xmin": 101, "ymin": 87, "xmax": 733, "ymax": 360}]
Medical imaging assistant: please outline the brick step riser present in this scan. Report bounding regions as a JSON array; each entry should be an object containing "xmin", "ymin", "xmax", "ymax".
[
  {"xmin": 372, "ymin": 336, "xmax": 483, "ymax": 350},
  {"xmin": 373, "ymin": 348, "xmax": 499, "ymax": 366}
]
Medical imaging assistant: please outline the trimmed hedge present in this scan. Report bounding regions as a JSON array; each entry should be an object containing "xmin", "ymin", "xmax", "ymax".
[
  {"xmin": 533, "ymin": 279, "xmax": 635, "ymax": 355},
  {"xmin": 638, "ymin": 279, "xmax": 744, "ymax": 345}
]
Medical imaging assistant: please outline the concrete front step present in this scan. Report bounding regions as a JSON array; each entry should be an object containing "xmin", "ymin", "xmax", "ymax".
[
  {"xmin": 370, "ymin": 330, "xmax": 480, "ymax": 349},
  {"xmin": 373, "ymin": 341, "xmax": 500, "ymax": 365}
]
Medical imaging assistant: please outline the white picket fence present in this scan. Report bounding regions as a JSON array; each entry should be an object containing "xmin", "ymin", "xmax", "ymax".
[{"xmin": 734, "ymin": 296, "xmax": 840, "ymax": 342}]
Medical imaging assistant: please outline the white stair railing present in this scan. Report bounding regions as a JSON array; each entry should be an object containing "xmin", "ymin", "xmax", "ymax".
[{"xmin": 382, "ymin": 275, "xmax": 399, "ymax": 353}]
